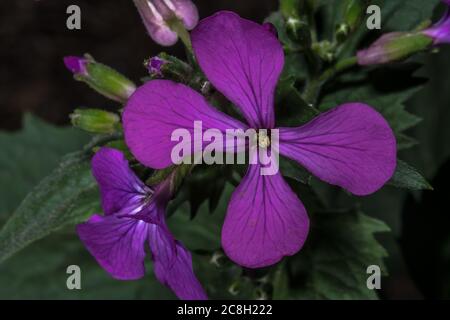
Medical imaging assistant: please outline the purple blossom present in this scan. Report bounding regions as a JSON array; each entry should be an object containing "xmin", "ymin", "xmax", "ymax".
[
  {"xmin": 77, "ymin": 147, "xmax": 207, "ymax": 300},
  {"xmin": 146, "ymin": 56, "xmax": 166, "ymax": 76},
  {"xmin": 64, "ymin": 56, "xmax": 88, "ymax": 76},
  {"xmin": 123, "ymin": 11, "xmax": 397, "ymax": 268},
  {"xmin": 133, "ymin": 0, "xmax": 199, "ymax": 46},
  {"xmin": 422, "ymin": 0, "xmax": 450, "ymax": 44}
]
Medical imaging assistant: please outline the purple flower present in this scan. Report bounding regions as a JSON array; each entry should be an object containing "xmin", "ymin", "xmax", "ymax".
[
  {"xmin": 123, "ymin": 12, "xmax": 397, "ymax": 268},
  {"xmin": 77, "ymin": 147, "xmax": 207, "ymax": 300},
  {"xmin": 133, "ymin": 0, "xmax": 199, "ymax": 46},
  {"xmin": 146, "ymin": 56, "xmax": 167, "ymax": 77},
  {"xmin": 422, "ymin": 0, "xmax": 450, "ymax": 44}
]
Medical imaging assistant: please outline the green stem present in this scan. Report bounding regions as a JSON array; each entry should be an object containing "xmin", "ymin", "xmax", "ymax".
[
  {"xmin": 168, "ymin": 19, "xmax": 195, "ymax": 63},
  {"xmin": 302, "ymin": 56, "xmax": 357, "ymax": 105}
]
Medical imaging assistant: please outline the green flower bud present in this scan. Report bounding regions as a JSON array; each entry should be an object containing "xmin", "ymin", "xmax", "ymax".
[
  {"xmin": 70, "ymin": 109, "xmax": 121, "ymax": 134},
  {"xmin": 64, "ymin": 55, "xmax": 136, "ymax": 103},
  {"xmin": 357, "ymin": 32, "xmax": 434, "ymax": 65}
]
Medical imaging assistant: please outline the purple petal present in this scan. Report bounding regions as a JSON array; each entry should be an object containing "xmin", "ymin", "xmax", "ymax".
[
  {"xmin": 92, "ymin": 147, "xmax": 149, "ymax": 215},
  {"xmin": 133, "ymin": 0, "xmax": 178, "ymax": 46},
  {"xmin": 279, "ymin": 103, "xmax": 397, "ymax": 196},
  {"xmin": 77, "ymin": 214, "xmax": 148, "ymax": 280},
  {"xmin": 262, "ymin": 22, "xmax": 278, "ymax": 38},
  {"xmin": 168, "ymin": 0, "xmax": 199, "ymax": 30},
  {"xmin": 123, "ymin": 80, "xmax": 248, "ymax": 169},
  {"xmin": 191, "ymin": 11, "xmax": 284, "ymax": 128},
  {"xmin": 423, "ymin": 2, "xmax": 450, "ymax": 44},
  {"xmin": 222, "ymin": 164, "xmax": 309, "ymax": 268},
  {"xmin": 149, "ymin": 224, "xmax": 208, "ymax": 300},
  {"xmin": 63, "ymin": 56, "xmax": 88, "ymax": 76}
]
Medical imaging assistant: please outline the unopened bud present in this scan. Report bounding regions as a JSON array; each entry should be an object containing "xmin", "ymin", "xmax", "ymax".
[
  {"xmin": 357, "ymin": 32, "xmax": 433, "ymax": 65},
  {"xmin": 64, "ymin": 55, "xmax": 136, "ymax": 103},
  {"xmin": 70, "ymin": 109, "xmax": 120, "ymax": 134},
  {"xmin": 145, "ymin": 53, "xmax": 192, "ymax": 82}
]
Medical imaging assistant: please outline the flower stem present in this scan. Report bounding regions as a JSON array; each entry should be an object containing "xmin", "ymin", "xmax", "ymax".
[{"xmin": 168, "ymin": 18, "xmax": 194, "ymax": 62}]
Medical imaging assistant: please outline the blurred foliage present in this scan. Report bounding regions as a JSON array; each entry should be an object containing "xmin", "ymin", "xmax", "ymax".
[{"xmin": 0, "ymin": 115, "xmax": 90, "ymax": 222}]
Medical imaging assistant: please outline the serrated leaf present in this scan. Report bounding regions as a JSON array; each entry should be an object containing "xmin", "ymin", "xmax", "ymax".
[
  {"xmin": 389, "ymin": 160, "xmax": 432, "ymax": 190},
  {"xmin": 0, "ymin": 114, "xmax": 90, "ymax": 221},
  {"xmin": 276, "ymin": 210, "xmax": 390, "ymax": 299},
  {"xmin": 169, "ymin": 164, "xmax": 230, "ymax": 218},
  {"xmin": 319, "ymin": 68, "xmax": 424, "ymax": 150},
  {"xmin": 168, "ymin": 183, "xmax": 234, "ymax": 251},
  {"xmin": 0, "ymin": 151, "xmax": 100, "ymax": 264}
]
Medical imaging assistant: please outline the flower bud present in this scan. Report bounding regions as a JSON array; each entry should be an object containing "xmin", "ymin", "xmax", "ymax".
[
  {"xmin": 133, "ymin": 0, "xmax": 199, "ymax": 46},
  {"xmin": 422, "ymin": 0, "xmax": 450, "ymax": 45},
  {"xmin": 70, "ymin": 109, "xmax": 120, "ymax": 134},
  {"xmin": 64, "ymin": 55, "xmax": 136, "ymax": 103},
  {"xmin": 145, "ymin": 53, "xmax": 192, "ymax": 81},
  {"xmin": 357, "ymin": 32, "xmax": 433, "ymax": 65},
  {"xmin": 145, "ymin": 56, "xmax": 167, "ymax": 77}
]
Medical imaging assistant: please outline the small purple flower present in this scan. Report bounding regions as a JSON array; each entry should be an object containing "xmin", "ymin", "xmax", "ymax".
[
  {"xmin": 123, "ymin": 12, "xmax": 397, "ymax": 268},
  {"xmin": 146, "ymin": 56, "xmax": 167, "ymax": 77},
  {"xmin": 133, "ymin": 0, "xmax": 199, "ymax": 46},
  {"xmin": 422, "ymin": 0, "xmax": 450, "ymax": 44},
  {"xmin": 64, "ymin": 56, "xmax": 88, "ymax": 76},
  {"xmin": 77, "ymin": 147, "xmax": 207, "ymax": 300}
]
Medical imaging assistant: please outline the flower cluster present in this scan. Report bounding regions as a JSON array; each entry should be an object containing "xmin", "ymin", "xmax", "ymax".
[{"xmin": 63, "ymin": 0, "xmax": 450, "ymax": 300}]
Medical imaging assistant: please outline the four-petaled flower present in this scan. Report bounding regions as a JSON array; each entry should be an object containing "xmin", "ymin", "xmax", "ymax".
[
  {"xmin": 77, "ymin": 147, "xmax": 207, "ymax": 300},
  {"xmin": 123, "ymin": 11, "xmax": 397, "ymax": 268}
]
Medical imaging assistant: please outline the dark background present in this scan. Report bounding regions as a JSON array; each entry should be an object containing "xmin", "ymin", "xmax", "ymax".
[
  {"xmin": 1, "ymin": 0, "xmax": 450, "ymax": 299},
  {"xmin": 0, "ymin": 0, "xmax": 276, "ymax": 130}
]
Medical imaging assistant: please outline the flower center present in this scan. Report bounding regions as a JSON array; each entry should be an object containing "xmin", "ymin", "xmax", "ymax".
[{"xmin": 258, "ymin": 130, "xmax": 271, "ymax": 148}]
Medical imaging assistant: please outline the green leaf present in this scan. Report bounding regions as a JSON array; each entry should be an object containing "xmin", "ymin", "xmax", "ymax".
[
  {"xmin": 403, "ymin": 48, "xmax": 450, "ymax": 178},
  {"xmin": 0, "ymin": 229, "xmax": 175, "ymax": 299},
  {"xmin": 280, "ymin": 157, "xmax": 312, "ymax": 185},
  {"xmin": 378, "ymin": 0, "xmax": 441, "ymax": 31},
  {"xmin": 389, "ymin": 160, "xmax": 432, "ymax": 190},
  {"xmin": 0, "ymin": 114, "xmax": 90, "ymax": 221},
  {"xmin": 276, "ymin": 210, "xmax": 390, "ymax": 299},
  {"xmin": 319, "ymin": 69, "xmax": 423, "ymax": 150},
  {"xmin": 169, "ymin": 165, "xmax": 231, "ymax": 217},
  {"xmin": 0, "ymin": 151, "xmax": 100, "ymax": 264},
  {"xmin": 168, "ymin": 183, "xmax": 234, "ymax": 251}
]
